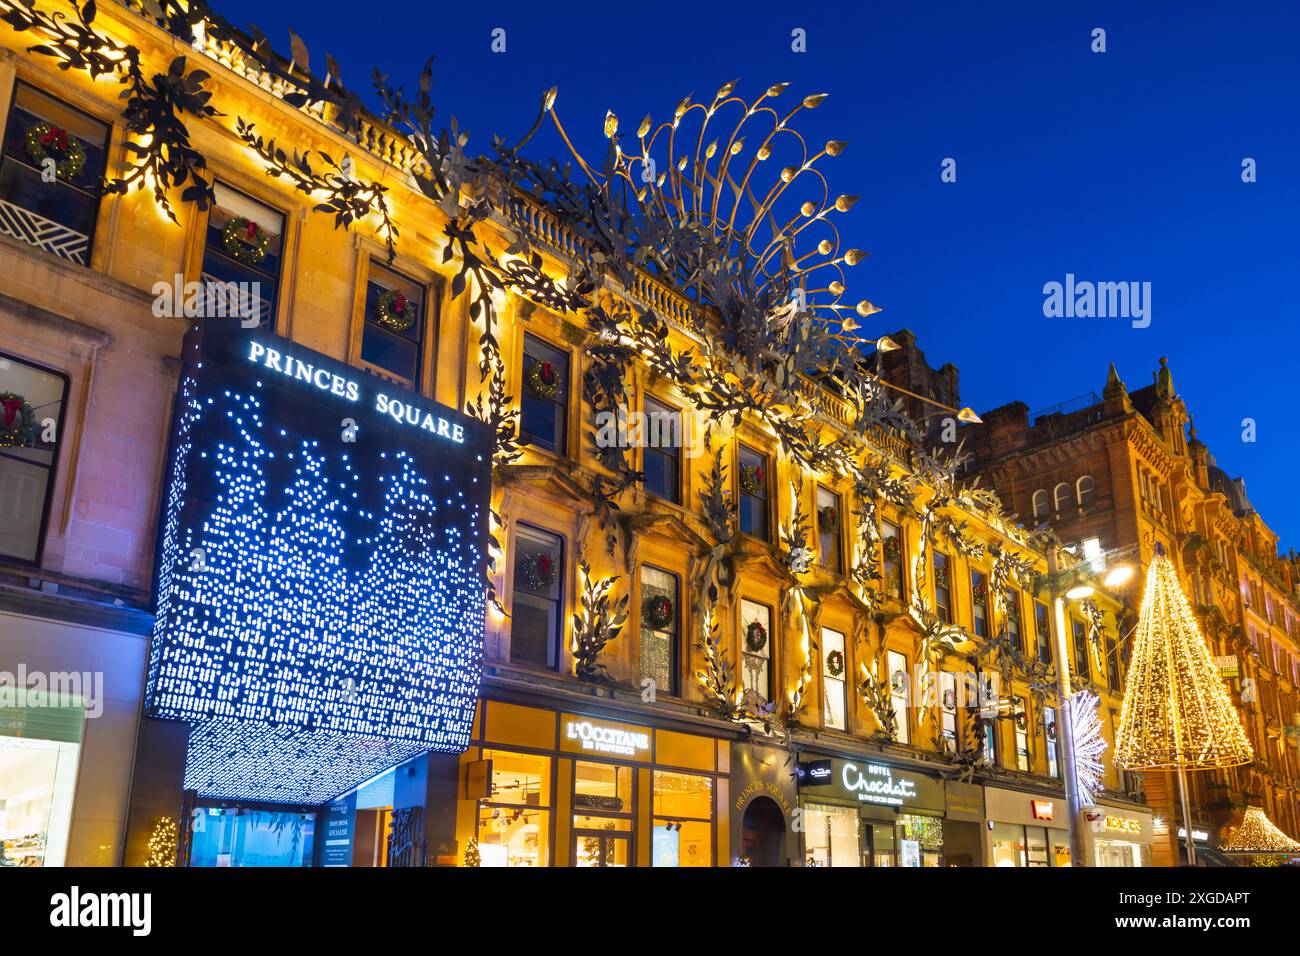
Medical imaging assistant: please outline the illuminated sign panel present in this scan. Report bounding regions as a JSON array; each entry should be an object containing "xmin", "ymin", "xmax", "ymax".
[
  {"xmin": 560, "ymin": 716, "xmax": 651, "ymax": 759},
  {"xmin": 146, "ymin": 321, "xmax": 491, "ymax": 803}
]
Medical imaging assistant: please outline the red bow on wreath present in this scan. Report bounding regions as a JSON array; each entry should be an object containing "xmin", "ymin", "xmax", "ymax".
[
  {"xmin": 2, "ymin": 398, "xmax": 22, "ymax": 429},
  {"xmin": 41, "ymin": 125, "xmax": 68, "ymax": 151},
  {"xmin": 393, "ymin": 292, "xmax": 407, "ymax": 313},
  {"xmin": 540, "ymin": 361, "xmax": 555, "ymax": 384},
  {"xmin": 245, "ymin": 220, "xmax": 260, "ymax": 241},
  {"xmin": 536, "ymin": 554, "xmax": 552, "ymax": 576}
]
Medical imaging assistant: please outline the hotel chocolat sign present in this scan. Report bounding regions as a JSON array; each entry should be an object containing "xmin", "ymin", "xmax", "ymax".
[{"xmin": 800, "ymin": 758, "xmax": 944, "ymax": 812}]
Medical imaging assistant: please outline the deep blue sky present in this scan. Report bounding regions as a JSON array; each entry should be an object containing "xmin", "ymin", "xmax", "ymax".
[{"xmin": 216, "ymin": 0, "xmax": 1300, "ymax": 546}]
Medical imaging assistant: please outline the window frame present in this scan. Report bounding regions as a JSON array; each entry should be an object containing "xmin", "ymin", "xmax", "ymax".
[
  {"xmin": 881, "ymin": 519, "xmax": 906, "ymax": 601},
  {"xmin": 970, "ymin": 569, "xmax": 989, "ymax": 638},
  {"xmin": 519, "ymin": 332, "xmax": 571, "ymax": 455},
  {"xmin": 739, "ymin": 598, "xmax": 774, "ymax": 703},
  {"xmin": 933, "ymin": 551, "xmax": 952, "ymax": 625},
  {"xmin": 0, "ymin": 80, "xmax": 112, "ymax": 266},
  {"xmin": 641, "ymin": 394, "xmax": 682, "ymax": 504},
  {"xmin": 638, "ymin": 563, "xmax": 680, "ymax": 697},
  {"xmin": 199, "ymin": 179, "xmax": 289, "ymax": 331},
  {"xmin": 820, "ymin": 626, "xmax": 848, "ymax": 731},
  {"xmin": 0, "ymin": 349, "xmax": 69, "ymax": 566},
  {"xmin": 736, "ymin": 443, "xmax": 771, "ymax": 542},
  {"xmin": 815, "ymin": 485, "xmax": 843, "ymax": 573},
  {"xmin": 354, "ymin": 258, "xmax": 436, "ymax": 392},
  {"xmin": 509, "ymin": 522, "xmax": 566, "ymax": 671}
]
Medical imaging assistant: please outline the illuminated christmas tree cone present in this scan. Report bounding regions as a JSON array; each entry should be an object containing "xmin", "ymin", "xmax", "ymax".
[
  {"xmin": 1114, "ymin": 549, "xmax": 1253, "ymax": 770},
  {"xmin": 1221, "ymin": 806, "xmax": 1300, "ymax": 855}
]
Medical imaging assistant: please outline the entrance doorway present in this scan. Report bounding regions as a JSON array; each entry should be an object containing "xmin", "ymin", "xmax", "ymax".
[{"xmin": 741, "ymin": 796, "xmax": 786, "ymax": 866}]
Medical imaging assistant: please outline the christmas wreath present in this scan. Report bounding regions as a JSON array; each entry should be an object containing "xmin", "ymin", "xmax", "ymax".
[
  {"xmin": 24, "ymin": 122, "xmax": 85, "ymax": 182},
  {"xmin": 882, "ymin": 535, "xmax": 901, "ymax": 563},
  {"xmin": 521, "ymin": 552, "xmax": 558, "ymax": 590},
  {"xmin": 973, "ymin": 579, "xmax": 988, "ymax": 608},
  {"xmin": 817, "ymin": 505, "xmax": 841, "ymax": 535},
  {"xmin": 643, "ymin": 593, "xmax": 674, "ymax": 629},
  {"xmin": 374, "ymin": 289, "xmax": 417, "ymax": 333},
  {"xmin": 221, "ymin": 216, "xmax": 270, "ymax": 267},
  {"xmin": 525, "ymin": 359, "xmax": 561, "ymax": 400},
  {"xmin": 738, "ymin": 463, "xmax": 765, "ymax": 496},
  {"xmin": 933, "ymin": 562, "xmax": 950, "ymax": 590},
  {"xmin": 890, "ymin": 669, "xmax": 909, "ymax": 692},
  {"xmin": 745, "ymin": 620, "xmax": 768, "ymax": 654},
  {"xmin": 825, "ymin": 649, "xmax": 845, "ymax": 678},
  {"xmin": 0, "ymin": 392, "xmax": 36, "ymax": 448}
]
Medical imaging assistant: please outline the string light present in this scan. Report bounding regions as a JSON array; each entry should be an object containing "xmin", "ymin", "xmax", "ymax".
[
  {"xmin": 144, "ymin": 817, "xmax": 177, "ymax": 867},
  {"xmin": 1221, "ymin": 806, "xmax": 1300, "ymax": 855},
  {"xmin": 1114, "ymin": 552, "xmax": 1252, "ymax": 770}
]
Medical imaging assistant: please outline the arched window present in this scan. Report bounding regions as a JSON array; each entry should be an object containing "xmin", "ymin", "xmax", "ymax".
[
  {"xmin": 1076, "ymin": 475, "xmax": 1096, "ymax": 508},
  {"xmin": 1053, "ymin": 482, "xmax": 1072, "ymax": 513},
  {"xmin": 1032, "ymin": 489, "xmax": 1049, "ymax": 519}
]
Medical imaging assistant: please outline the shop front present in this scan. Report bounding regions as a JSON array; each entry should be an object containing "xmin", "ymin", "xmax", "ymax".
[
  {"xmin": 983, "ymin": 786, "xmax": 1073, "ymax": 867},
  {"xmin": 789, "ymin": 754, "xmax": 967, "ymax": 867},
  {"xmin": 453, "ymin": 699, "xmax": 730, "ymax": 867},
  {"xmin": 1083, "ymin": 803, "xmax": 1154, "ymax": 867},
  {"xmin": 0, "ymin": 602, "xmax": 150, "ymax": 866}
]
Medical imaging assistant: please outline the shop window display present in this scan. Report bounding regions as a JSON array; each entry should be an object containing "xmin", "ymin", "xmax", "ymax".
[
  {"xmin": 188, "ymin": 807, "xmax": 315, "ymax": 867},
  {"xmin": 652, "ymin": 771, "xmax": 712, "ymax": 867},
  {"xmin": 803, "ymin": 803, "xmax": 859, "ymax": 867},
  {"xmin": 573, "ymin": 761, "xmax": 633, "ymax": 867},
  {"xmin": 0, "ymin": 736, "xmax": 79, "ymax": 867},
  {"xmin": 477, "ymin": 749, "xmax": 551, "ymax": 867},
  {"xmin": 899, "ymin": 813, "xmax": 944, "ymax": 867}
]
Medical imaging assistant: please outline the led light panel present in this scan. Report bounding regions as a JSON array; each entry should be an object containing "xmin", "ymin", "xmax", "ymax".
[{"xmin": 147, "ymin": 320, "xmax": 491, "ymax": 802}]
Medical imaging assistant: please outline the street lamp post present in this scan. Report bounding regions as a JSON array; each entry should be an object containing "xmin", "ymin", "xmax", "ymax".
[{"xmin": 1046, "ymin": 546, "xmax": 1088, "ymax": 868}]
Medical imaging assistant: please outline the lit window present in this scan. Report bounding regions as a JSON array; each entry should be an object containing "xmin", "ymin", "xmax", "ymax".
[
  {"xmin": 816, "ymin": 486, "xmax": 842, "ymax": 573},
  {"xmin": 740, "ymin": 599, "xmax": 772, "ymax": 704},
  {"xmin": 737, "ymin": 444, "xmax": 769, "ymax": 540},
  {"xmin": 821, "ymin": 627, "xmax": 847, "ymax": 730},
  {"xmin": 933, "ymin": 552, "xmax": 952, "ymax": 625},
  {"xmin": 360, "ymin": 261, "xmax": 428, "ymax": 388},
  {"xmin": 1034, "ymin": 601, "xmax": 1052, "ymax": 665},
  {"xmin": 639, "ymin": 565, "xmax": 678, "ymax": 695},
  {"xmin": 511, "ymin": 524, "xmax": 564, "ymax": 669},
  {"xmin": 201, "ymin": 182, "xmax": 285, "ymax": 329},
  {"xmin": 1005, "ymin": 589, "xmax": 1023, "ymax": 654},
  {"xmin": 0, "ymin": 352, "xmax": 66, "ymax": 563},
  {"xmin": 1013, "ymin": 697, "xmax": 1030, "ymax": 772},
  {"xmin": 573, "ymin": 761, "xmax": 633, "ymax": 867},
  {"xmin": 882, "ymin": 521, "xmax": 905, "ymax": 600},
  {"xmin": 652, "ymin": 771, "xmax": 713, "ymax": 867},
  {"xmin": 939, "ymin": 671, "xmax": 958, "ymax": 750},
  {"xmin": 642, "ymin": 396, "xmax": 681, "ymax": 503},
  {"xmin": 888, "ymin": 650, "xmax": 910, "ymax": 744},
  {"xmin": 519, "ymin": 333, "xmax": 569, "ymax": 453},
  {"xmin": 0, "ymin": 82, "xmax": 109, "ymax": 264},
  {"xmin": 971, "ymin": 569, "xmax": 988, "ymax": 637},
  {"xmin": 477, "ymin": 749, "xmax": 551, "ymax": 867},
  {"xmin": 1044, "ymin": 707, "xmax": 1059, "ymax": 778},
  {"xmin": 1072, "ymin": 618, "xmax": 1091, "ymax": 681}
]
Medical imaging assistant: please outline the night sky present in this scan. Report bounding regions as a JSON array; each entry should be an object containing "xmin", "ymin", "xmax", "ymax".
[{"xmin": 213, "ymin": 0, "xmax": 1300, "ymax": 546}]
